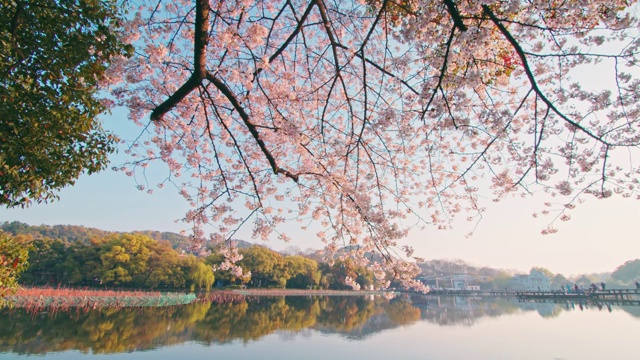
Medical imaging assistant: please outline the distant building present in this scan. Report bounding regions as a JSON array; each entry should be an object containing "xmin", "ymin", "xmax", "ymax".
[
  {"xmin": 451, "ymin": 275, "xmax": 472, "ymax": 290},
  {"xmin": 419, "ymin": 274, "xmax": 478, "ymax": 290},
  {"xmin": 508, "ymin": 269, "xmax": 551, "ymax": 291}
]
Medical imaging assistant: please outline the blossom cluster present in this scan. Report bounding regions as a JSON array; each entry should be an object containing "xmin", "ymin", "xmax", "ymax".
[{"xmin": 108, "ymin": 0, "xmax": 640, "ymax": 290}]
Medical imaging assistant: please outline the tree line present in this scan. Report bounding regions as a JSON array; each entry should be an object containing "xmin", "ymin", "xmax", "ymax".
[
  {"xmin": 5, "ymin": 221, "xmax": 638, "ymax": 292},
  {"xmin": 16, "ymin": 233, "xmax": 214, "ymax": 291},
  {"xmin": 6, "ymin": 226, "xmax": 379, "ymax": 291}
]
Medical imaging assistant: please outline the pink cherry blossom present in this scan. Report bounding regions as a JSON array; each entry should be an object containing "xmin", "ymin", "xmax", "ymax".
[{"xmin": 108, "ymin": 0, "xmax": 640, "ymax": 290}]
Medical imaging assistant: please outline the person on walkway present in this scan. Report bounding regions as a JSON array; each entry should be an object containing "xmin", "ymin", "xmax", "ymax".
[
  {"xmin": 600, "ymin": 282, "xmax": 606, "ymax": 290},
  {"xmin": 574, "ymin": 284, "xmax": 579, "ymax": 293},
  {"xmin": 635, "ymin": 281, "xmax": 639, "ymax": 290}
]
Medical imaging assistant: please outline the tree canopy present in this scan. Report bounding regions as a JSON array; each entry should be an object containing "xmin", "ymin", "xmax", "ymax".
[
  {"xmin": 0, "ymin": 231, "xmax": 30, "ymax": 298},
  {"xmin": 109, "ymin": 0, "xmax": 640, "ymax": 287},
  {"xmin": 0, "ymin": 0, "xmax": 131, "ymax": 207},
  {"xmin": 5, "ymin": 1, "xmax": 640, "ymax": 289}
]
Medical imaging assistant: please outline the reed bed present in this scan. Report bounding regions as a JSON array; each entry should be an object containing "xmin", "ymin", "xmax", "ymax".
[{"xmin": 3, "ymin": 287, "xmax": 196, "ymax": 312}]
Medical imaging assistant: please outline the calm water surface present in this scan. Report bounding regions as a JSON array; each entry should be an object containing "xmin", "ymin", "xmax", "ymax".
[{"xmin": 0, "ymin": 295, "xmax": 637, "ymax": 359}]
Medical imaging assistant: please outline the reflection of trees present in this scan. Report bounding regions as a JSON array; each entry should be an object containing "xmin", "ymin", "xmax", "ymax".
[
  {"xmin": 194, "ymin": 297, "xmax": 321, "ymax": 343},
  {"xmin": 315, "ymin": 297, "xmax": 376, "ymax": 331},
  {"xmin": 414, "ymin": 296, "xmax": 544, "ymax": 326},
  {"xmin": 2, "ymin": 295, "xmax": 636, "ymax": 355},
  {"xmin": 618, "ymin": 305, "xmax": 640, "ymax": 318},
  {"xmin": 517, "ymin": 301, "xmax": 563, "ymax": 318},
  {"xmin": 0, "ymin": 303, "xmax": 210, "ymax": 354},
  {"xmin": 383, "ymin": 298, "xmax": 421, "ymax": 326},
  {"xmin": 0, "ymin": 296, "xmax": 384, "ymax": 353}
]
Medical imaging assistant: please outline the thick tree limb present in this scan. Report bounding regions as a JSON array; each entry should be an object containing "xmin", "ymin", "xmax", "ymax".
[
  {"xmin": 150, "ymin": 0, "xmax": 210, "ymax": 121},
  {"xmin": 443, "ymin": 0, "xmax": 467, "ymax": 32}
]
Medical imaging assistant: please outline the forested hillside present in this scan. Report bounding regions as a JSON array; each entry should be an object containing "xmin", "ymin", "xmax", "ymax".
[
  {"xmin": 0, "ymin": 221, "xmax": 255, "ymax": 252},
  {"xmin": 1, "ymin": 221, "xmax": 111, "ymax": 245},
  {"xmin": 1, "ymin": 221, "xmax": 384, "ymax": 291}
]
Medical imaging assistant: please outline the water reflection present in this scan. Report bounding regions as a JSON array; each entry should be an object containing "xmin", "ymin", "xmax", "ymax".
[{"xmin": 0, "ymin": 295, "xmax": 637, "ymax": 355}]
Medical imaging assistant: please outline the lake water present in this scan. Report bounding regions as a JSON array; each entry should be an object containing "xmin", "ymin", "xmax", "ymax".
[{"xmin": 0, "ymin": 295, "xmax": 638, "ymax": 359}]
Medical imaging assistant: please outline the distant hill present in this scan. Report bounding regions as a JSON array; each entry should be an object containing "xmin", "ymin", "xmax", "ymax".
[
  {"xmin": 132, "ymin": 230, "xmax": 193, "ymax": 252},
  {"xmin": 0, "ymin": 221, "xmax": 253, "ymax": 253},
  {"xmin": 206, "ymin": 238, "xmax": 255, "ymax": 251},
  {"xmin": 1, "ymin": 221, "xmax": 111, "ymax": 244},
  {"xmin": 307, "ymin": 244, "xmax": 386, "ymax": 264}
]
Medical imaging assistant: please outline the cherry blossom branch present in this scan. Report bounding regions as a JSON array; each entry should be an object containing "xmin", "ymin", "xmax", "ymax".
[
  {"xmin": 353, "ymin": 53, "xmax": 420, "ymax": 95},
  {"xmin": 443, "ymin": 0, "xmax": 467, "ymax": 32},
  {"xmin": 482, "ymin": 4, "xmax": 612, "ymax": 147},
  {"xmin": 206, "ymin": 73, "xmax": 299, "ymax": 182},
  {"xmin": 268, "ymin": 0, "xmax": 317, "ymax": 64},
  {"xmin": 422, "ymin": 24, "xmax": 457, "ymax": 121}
]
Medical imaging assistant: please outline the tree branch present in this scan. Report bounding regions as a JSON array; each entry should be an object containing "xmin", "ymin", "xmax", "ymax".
[
  {"xmin": 482, "ymin": 4, "xmax": 611, "ymax": 146},
  {"xmin": 443, "ymin": 0, "xmax": 467, "ymax": 32},
  {"xmin": 206, "ymin": 73, "xmax": 299, "ymax": 182},
  {"xmin": 150, "ymin": 0, "xmax": 210, "ymax": 121}
]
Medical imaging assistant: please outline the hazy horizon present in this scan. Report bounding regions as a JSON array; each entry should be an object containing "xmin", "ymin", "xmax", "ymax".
[{"xmin": 2, "ymin": 189, "xmax": 637, "ymax": 277}]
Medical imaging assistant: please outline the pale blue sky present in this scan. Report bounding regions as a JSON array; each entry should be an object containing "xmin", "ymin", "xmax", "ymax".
[{"xmin": 1, "ymin": 108, "xmax": 638, "ymax": 276}]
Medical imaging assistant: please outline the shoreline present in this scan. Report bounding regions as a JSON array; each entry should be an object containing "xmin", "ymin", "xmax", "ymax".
[{"xmin": 223, "ymin": 289, "xmax": 392, "ymax": 296}]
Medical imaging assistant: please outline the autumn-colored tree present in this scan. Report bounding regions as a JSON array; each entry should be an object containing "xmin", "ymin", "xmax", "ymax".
[
  {"xmin": 139, "ymin": 244, "xmax": 181, "ymax": 288},
  {"xmin": 78, "ymin": 0, "xmax": 640, "ymax": 287},
  {"xmin": 0, "ymin": 231, "xmax": 30, "ymax": 298},
  {"xmin": 284, "ymin": 255, "xmax": 321, "ymax": 289},
  {"xmin": 238, "ymin": 246, "xmax": 286, "ymax": 288},
  {"xmin": 99, "ymin": 234, "xmax": 152, "ymax": 285}
]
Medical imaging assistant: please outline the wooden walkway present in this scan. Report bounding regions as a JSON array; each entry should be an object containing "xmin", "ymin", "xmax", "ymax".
[
  {"xmin": 515, "ymin": 289, "xmax": 640, "ymax": 305},
  {"xmin": 426, "ymin": 289, "xmax": 517, "ymax": 297},
  {"xmin": 418, "ymin": 288, "xmax": 640, "ymax": 299}
]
